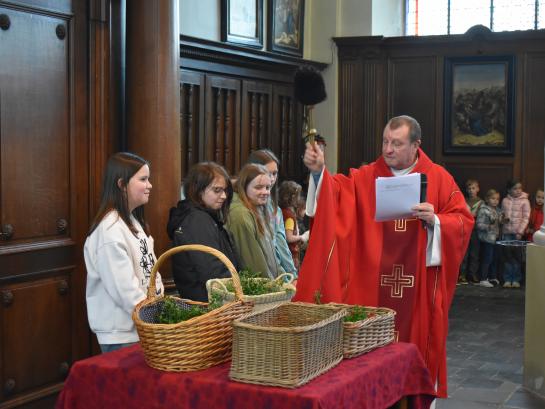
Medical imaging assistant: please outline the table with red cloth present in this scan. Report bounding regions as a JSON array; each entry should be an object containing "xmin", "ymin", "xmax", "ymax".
[{"xmin": 56, "ymin": 342, "xmax": 435, "ymax": 409}]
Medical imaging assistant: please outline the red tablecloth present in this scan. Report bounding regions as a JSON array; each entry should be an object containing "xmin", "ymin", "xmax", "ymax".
[{"xmin": 56, "ymin": 342, "xmax": 435, "ymax": 409}]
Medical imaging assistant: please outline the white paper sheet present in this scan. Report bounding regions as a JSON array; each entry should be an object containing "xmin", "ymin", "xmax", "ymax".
[{"xmin": 375, "ymin": 173, "xmax": 421, "ymax": 221}]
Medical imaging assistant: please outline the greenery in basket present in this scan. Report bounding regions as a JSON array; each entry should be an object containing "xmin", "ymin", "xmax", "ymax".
[
  {"xmin": 223, "ymin": 268, "xmax": 286, "ymax": 296},
  {"xmin": 157, "ymin": 295, "xmax": 222, "ymax": 324},
  {"xmin": 344, "ymin": 306, "xmax": 370, "ymax": 322}
]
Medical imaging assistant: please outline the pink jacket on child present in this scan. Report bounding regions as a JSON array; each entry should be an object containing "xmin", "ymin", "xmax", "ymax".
[{"xmin": 501, "ymin": 192, "xmax": 531, "ymax": 236}]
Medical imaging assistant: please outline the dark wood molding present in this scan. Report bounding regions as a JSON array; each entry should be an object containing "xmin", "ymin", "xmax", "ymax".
[{"xmin": 181, "ymin": 34, "xmax": 327, "ymax": 76}]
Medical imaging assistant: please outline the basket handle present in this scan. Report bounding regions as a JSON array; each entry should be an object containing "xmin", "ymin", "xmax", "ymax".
[
  {"xmin": 208, "ymin": 278, "xmax": 229, "ymax": 294},
  {"xmin": 208, "ymin": 272, "xmax": 294, "ymax": 295},
  {"xmin": 147, "ymin": 244, "xmax": 243, "ymax": 300},
  {"xmin": 274, "ymin": 272, "xmax": 294, "ymax": 284}
]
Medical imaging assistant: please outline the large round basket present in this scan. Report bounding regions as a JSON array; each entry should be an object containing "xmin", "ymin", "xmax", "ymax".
[
  {"xmin": 206, "ymin": 272, "xmax": 296, "ymax": 313},
  {"xmin": 132, "ymin": 244, "xmax": 253, "ymax": 372}
]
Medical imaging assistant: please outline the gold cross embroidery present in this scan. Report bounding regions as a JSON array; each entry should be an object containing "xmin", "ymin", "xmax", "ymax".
[
  {"xmin": 394, "ymin": 219, "xmax": 406, "ymax": 231},
  {"xmin": 394, "ymin": 218, "xmax": 418, "ymax": 232},
  {"xmin": 380, "ymin": 264, "xmax": 415, "ymax": 298}
]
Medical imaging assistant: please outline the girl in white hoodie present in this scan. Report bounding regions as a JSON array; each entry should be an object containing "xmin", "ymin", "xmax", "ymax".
[{"xmin": 84, "ymin": 152, "xmax": 163, "ymax": 353}]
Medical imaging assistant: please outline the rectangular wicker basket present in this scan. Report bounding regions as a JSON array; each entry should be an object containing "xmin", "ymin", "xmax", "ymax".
[
  {"xmin": 338, "ymin": 305, "xmax": 396, "ymax": 359},
  {"xmin": 229, "ymin": 302, "xmax": 347, "ymax": 388}
]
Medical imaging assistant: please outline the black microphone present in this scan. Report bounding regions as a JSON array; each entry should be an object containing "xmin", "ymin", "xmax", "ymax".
[
  {"xmin": 420, "ymin": 173, "xmax": 427, "ymax": 203},
  {"xmin": 420, "ymin": 174, "xmax": 428, "ymax": 228}
]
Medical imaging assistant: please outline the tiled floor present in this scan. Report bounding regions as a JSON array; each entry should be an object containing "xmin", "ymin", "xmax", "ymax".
[{"xmin": 436, "ymin": 284, "xmax": 545, "ymax": 409}]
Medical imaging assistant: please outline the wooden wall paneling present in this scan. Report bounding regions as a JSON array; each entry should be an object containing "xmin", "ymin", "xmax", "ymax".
[
  {"xmin": 0, "ymin": 6, "xmax": 70, "ymax": 241},
  {"xmin": 388, "ymin": 57, "xmax": 437, "ymax": 160},
  {"xmin": 362, "ymin": 59, "xmax": 386, "ymax": 166},
  {"xmin": 337, "ymin": 48, "xmax": 388, "ymax": 173},
  {"xmin": 180, "ymin": 70, "xmax": 205, "ymax": 180},
  {"xmin": 0, "ymin": 0, "xmax": 89, "ymax": 406},
  {"xmin": 204, "ymin": 75, "xmax": 241, "ymax": 176},
  {"xmin": 442, "ymin": 162, "xmax": 513, "ymax": 197},
  {"xmin": 338, "ymin": 58, "xmax": 364, "ymax": 174},
  {"xmin": 241, "ymin": 80, "xmax": 273, "ymax": 167},
  {"xmin": 271, "ymin": 84, "xmax": 302, "ymax": 181},
  {"xmin": 522, "ymin": 53, "xmax": 545, "ymax": 196},
  {"xmin": 1, "ymin": 275, "xmax": 72, "ymax": 397},
  {"xmin": 181, "ymin": 36, "xmax": 326, "ymax": 186}
]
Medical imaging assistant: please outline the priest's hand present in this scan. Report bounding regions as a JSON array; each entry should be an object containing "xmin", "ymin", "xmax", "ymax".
[
  {"xmin": 412, "ymin": 202, "xmax": 435, "ymax": 226},
  {"xmin": 304, "ymin": 142, "xmax": 325, "ymax": 173}
]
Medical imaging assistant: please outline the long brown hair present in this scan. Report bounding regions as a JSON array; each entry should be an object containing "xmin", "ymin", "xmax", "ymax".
[
  {"xmin": 88, "ymin": 152, "xmax": 150, "ymax": 237},
  {"xmin": 184, "ymin": 162, "xmax": 233, "ymax": 222},
  {"xmin": 246, "ymin": 149, "xmax": 279, "ymax": 212},
  {"xmin": 235, "ymin": 164, "xmax": 271, "ymax": 236}
]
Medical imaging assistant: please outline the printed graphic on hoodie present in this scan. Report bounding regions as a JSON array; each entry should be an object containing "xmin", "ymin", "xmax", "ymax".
[{"xmin": 139, "ymin": 238, "xmax": 155, "ymax": 287}]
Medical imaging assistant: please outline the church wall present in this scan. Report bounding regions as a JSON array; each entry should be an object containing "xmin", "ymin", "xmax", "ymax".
[
  {"xmin": 335, "ymin": 29, "xmax": 545, "ymax": 198},
  {"xmin": 180, "ymin": 0, "xmax": 220, "ymax": 42},
  {"xmin": 371, "ymin": 0, "xmax": 404, "ymax": 36}
]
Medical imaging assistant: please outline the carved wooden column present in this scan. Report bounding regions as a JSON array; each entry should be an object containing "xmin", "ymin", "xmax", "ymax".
[{"xmin": 125, "ymin": 0, "xmax": 181, "ymax": 257}]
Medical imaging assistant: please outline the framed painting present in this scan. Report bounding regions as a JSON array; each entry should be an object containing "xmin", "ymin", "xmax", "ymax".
[
  {"xmin": 221, "ymin": 0, "xmax": 263, "ymax": 48},
  {"xmin": 268, "ymin": 0, "xmax": 305, "ymax": 57},
  {"xmin": 443, "ymin": 55, "xmax": 515, "ymax": 155}
]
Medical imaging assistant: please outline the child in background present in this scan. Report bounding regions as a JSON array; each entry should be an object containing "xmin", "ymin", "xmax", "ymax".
[
  {"xmin": 501, "ymin": 180, "xmax": 530, "ymax": 288},
  {"xmin": 476, "ymin": 189, "xmax": 503, "ymax": 287},
  {"xmin": 526, "ymin": 189, "xmax": 544, "ymax": 241},
  {"xmin": 296, "ymin": 196, "xmax": 309, "ymax": 263},
  {"xmin": 279, "ymin": 181, "xmax": 309, "ymax": 270},
  {"xmin": 458, "ymin": 179, "xmax": 483, "ymax": 284}
]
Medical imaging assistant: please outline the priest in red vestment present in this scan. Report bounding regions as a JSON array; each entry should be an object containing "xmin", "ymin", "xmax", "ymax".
[{"xmin": 294, "ymin": 115, "xmax": 473, "ymax": 398}]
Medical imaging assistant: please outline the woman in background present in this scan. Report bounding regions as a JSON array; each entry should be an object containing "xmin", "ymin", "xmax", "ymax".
[
  {"xmin": 166, "ymin": 162, "xmax": 239, "ymax": 302},
  {"xmin": 227, "ymin": 164, "xmax": 280, "ymax": 279},
  {"xmin": 247, "ymin": 149, "xmax": 297, "ymax": 276}
]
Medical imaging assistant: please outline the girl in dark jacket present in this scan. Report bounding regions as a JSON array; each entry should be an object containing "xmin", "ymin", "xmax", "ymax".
[{"xmin": 166, "ymin": 162, "xmax": 240, "ymax": 302}]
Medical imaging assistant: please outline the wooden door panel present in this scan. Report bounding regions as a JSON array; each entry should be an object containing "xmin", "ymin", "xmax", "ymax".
[
  {"xmin": 204, "ymin": 75, "xmax": 241, "ymax": 176},
  {"xmin": 0, "ymin": 6, "xmax": 70, "ymax": 242},
  {"xmin": 0, "ymin": 275, "xmax": 72, "ymax": 398},
  {"xmin": 180, "ymin": 70, "xmax": 205, "ymax": 180},
  {"xmin": 0, "ymin": 1, "xmax": 89, "ymax": 407},
  {"xmin": 241, "ymin": 80, "xmax": 273, "ymax": 165}
]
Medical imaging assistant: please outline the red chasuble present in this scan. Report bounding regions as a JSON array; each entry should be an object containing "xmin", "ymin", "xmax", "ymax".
[{"xmin": 294, "ymin": 149, "xmax": 473, "ymax": 398}]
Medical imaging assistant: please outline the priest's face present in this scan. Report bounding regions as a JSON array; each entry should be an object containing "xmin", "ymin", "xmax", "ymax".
[{"xmin": 382, "ymin": 124, "xmax": 420, "ymax": 170}]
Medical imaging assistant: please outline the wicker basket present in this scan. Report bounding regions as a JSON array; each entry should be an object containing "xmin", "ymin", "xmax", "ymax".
[
  {"xmin": 229, "ymin": 302, "xmax": 347, "ymax": 388},
  {"xmin": 132, "ymin": 244, "xmax": 253, "ymax": 372},
  {"xmin": 333, "ymin": 304, "xmax": 396, "ymax": 359},
  {"xmin": 206, "ymin": 272, "xmax": 296, "ymax": 313}
]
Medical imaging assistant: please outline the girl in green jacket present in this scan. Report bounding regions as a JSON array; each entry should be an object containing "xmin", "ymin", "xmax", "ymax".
[{"xmin": 227, "ymin": 164, "xmax": 281, "ymax": 279}]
